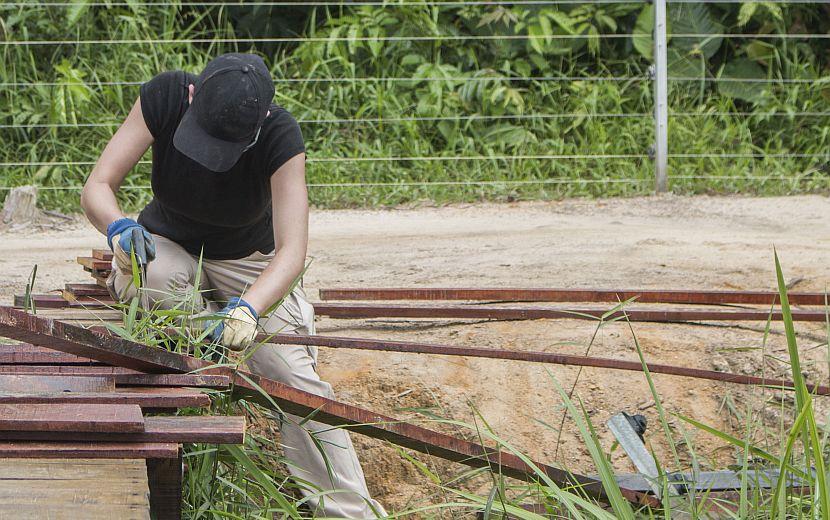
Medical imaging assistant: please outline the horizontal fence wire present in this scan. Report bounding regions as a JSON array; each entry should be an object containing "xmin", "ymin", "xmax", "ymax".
[
  {"xmin": 2, "ymin": 33, "xmax": 828, "ymax": 46},
  {"xmin": 0, "ymin": 155, "xmax": 648, "ymax": 168},
  {"xmin": 3, "ymin": 112, "xmax": 828, "ymax": 130},
  {"xmin": 0, "ymin": 76, "xmax": 645, "ymax": 88},
  {"xmin": 1, "ymin": 153, "xmax": 826, "ymax": 169},
  {"xmin": 3, "ymin": 76, "xmax": 825, "ymax": 89},
  {"xmin": 0, "ymin": 34, "xmax": 648, "ymax": 45},
  {"xmin": 2, "ymin": 174, "xmax": 826, "ymax": 192},
  {"xmin": 3, "ymin": 1, "xmax": 826, "ymax": 6}
]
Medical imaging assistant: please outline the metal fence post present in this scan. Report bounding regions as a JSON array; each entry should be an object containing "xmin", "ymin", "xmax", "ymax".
[{"xmin": 653, "ymin": 0, "xmax": 669, "ymax": 193}]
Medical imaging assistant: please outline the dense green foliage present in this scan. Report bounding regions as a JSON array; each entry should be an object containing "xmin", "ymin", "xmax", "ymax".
[{"xmin": 1, "ymin": 1, "xmax": 828, "ymax": 211}]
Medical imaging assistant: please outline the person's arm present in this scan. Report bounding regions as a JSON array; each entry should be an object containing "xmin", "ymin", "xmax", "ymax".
[
  {"xmin": 242, "ymin": 152, "xmax": 309, "ymax": 315},
  {"xmin": 81, "ymin": 97, "xmax": 154, "ymax": 233}
]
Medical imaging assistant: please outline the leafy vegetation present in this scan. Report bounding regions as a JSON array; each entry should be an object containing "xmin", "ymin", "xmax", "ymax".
[{"xmin": 0, "ymin": 1, "xmax": 828, "ymax": 211}]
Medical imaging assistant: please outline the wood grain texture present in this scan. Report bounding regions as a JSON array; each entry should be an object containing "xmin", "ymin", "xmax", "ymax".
[
  {"xmin": 0, "ymin": 366, "xmax": 229, "ymax": 388},
  {"xmin": 0, "ymin": 459, "xmax": 150, "ymax": 519},
  {"xmin": 0, "ymin": 375, "xmax": 114, "ymax": 393},
  {"xmin": 76, "ymin": 257, "xmax": 112, "ymax": 271},
  {"xmin": 0, "ymin": 403, "xmax": 144, "ymax": 433},
  {"xmin": 91, "ymin": 249, "xmax": 114, "ymax": 261},
  {"xmin": 0, "ymin": 416, "xmax": 244, "ymax": 444},
  {"xmin": 0, "ymin": 343, "xmax": 101, "ymax": 365},
  {"xmin": 0, "ymin": 442, "xmax": 179, "ymax": 459},
  {"xmin": 0, "ymin": 387, "xmax": 210, "ymax": 409},
  {"xmin": 64, "ymin": 283, "xmax": 110, "ymax": 297}
]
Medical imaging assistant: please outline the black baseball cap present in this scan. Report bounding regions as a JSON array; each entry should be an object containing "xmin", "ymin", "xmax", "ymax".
[{"xmin": 173, "ymin": 53, "xmax": 275, "ymax": 172}]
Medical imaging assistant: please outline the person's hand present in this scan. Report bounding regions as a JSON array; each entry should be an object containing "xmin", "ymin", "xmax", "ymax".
[
  {"xmin": 208, "ymin": 297, "xmax": 259, "ymax": 351},
  {"xmin": 107, "ymin": 218, "xmax": 156, "ymax": 273}
]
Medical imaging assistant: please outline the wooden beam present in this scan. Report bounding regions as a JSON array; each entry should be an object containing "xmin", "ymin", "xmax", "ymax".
[
  {"xmin": 0, "ymin": 403, "xmax": 145, "ymax": 433},
  {"xmin": 0, "ymin": 416, "xmax": 244, "ymax": 444},
  {"xmin": 0, "ymin": 343, "xmax": 101, "ymax": 365},
  {"xmin": 0, "ymin": 374, "xmax": 114, "ymax": 393},
  {"xmin": 65, "ymin": 283, "xmax": 111, "ymax": 297},
  {"xmin": 77, "ymin": 257, "xmax": 112, "ymax": 271},
  {"xmin": 147, "ymin": 451, "xmax": 182, "ymax": 520},
  {"xmin": 0, "ymin": 306, "xmax": 657, "ymax": 507},
  {"xmin": 92, "ymin": 250, "xmax": 114, "ymax": 261},
  {"xmin": 0, "ymin": 442, "xmax": 179, "ymax": 459},
  {"xmin": 0, "ymin": 366, "xmax": 228, "ymax": 388},
  {"xmin": 0, "ymin": 387, "xmax": 210, "ymax": 409}
]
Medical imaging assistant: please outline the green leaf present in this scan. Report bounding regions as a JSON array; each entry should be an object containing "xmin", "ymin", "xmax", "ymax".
[
  {"xmin": 737, "ymin": 2, "xmax": 758, "ymax": 27},
  {"xmin": 718, "ymin": 58, "xmax": 767, "ymax": 104},
  {"xmin": 669, "ymin": 3, "xmax": 723, "ymax": 60},
  {"xmin": 632, "ymin": 5, "xmax": 654, "ymax": 60}
]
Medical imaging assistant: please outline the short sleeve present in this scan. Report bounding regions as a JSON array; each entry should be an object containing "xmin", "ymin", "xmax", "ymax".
[
  {"xmin": 263, "ymin": 108, "xmax": 306, "ymax": 175},
  {"xmin": 139, "ymin": 71, "xmax": 187, "ymax": 139}
]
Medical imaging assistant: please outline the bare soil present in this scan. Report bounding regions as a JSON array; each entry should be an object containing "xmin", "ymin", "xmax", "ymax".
[{"xmin": 1, "ymin": 194, "xmax": 829, "ymax": 514}]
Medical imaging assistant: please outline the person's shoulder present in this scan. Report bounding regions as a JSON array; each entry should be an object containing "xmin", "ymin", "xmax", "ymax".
[
  {"xmin": 263, "ymin": 104, "xmax": 299, "ymax": 128},
  {"xmin": 141, "ymin": 70, "xmax": 195, "ymax": 100}
]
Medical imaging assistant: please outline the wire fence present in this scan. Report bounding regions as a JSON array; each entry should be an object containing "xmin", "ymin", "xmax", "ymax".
[{"xmin": 1, "ymin": 0, "xmax": 828, "ymax": 200}]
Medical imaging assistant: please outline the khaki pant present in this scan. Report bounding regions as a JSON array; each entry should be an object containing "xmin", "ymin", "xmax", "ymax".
[{"xmin": 109, "ymin": 234, "xmax": 386, "ymax": 518}]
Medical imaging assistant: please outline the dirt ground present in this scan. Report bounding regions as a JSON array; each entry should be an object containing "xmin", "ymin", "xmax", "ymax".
[{"xmin": 1, "ymin": 193, "xmax": 829, "ymax": 514}]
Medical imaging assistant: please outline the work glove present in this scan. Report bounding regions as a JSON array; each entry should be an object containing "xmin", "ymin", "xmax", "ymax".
[
  {"xmin": 107, "ymin": 218, "xmax": 156, "ymax": 274},
  {"xmin": 207, "ymin": 297, "xmax": 259, "ymax": 351}
]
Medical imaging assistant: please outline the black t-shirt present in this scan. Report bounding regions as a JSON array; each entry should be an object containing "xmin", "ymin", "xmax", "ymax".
[{"xmin": 137, "ymin": 70, "xmax": 305, "ymax": 260}]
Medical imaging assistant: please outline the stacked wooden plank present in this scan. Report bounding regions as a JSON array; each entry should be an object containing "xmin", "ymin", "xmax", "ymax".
[{"xmin": 0, "ymin": 340, "xmax": 246, "ymax": 519}]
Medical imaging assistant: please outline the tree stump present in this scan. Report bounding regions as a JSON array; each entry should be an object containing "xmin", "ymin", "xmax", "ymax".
[{"xmin": 1, "ymin": 186, "xmax": 38, "ymax": 226}]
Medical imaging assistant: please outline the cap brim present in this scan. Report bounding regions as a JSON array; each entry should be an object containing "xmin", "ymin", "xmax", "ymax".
[{"xmin": 173, "ymin": 109, "xmax": 248, "ymax": 173}]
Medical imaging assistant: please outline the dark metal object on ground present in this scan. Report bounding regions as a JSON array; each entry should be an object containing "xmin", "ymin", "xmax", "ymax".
[
  {"xmin": 319, "ymin": 287, "xmax": 828, "ymax": 306},
  {"xmin": 313, "ymin": 302, "xmax": 828, "ymax": 322},
  {"xmin": 0, "ymin": 306, "xmax": 658, "ymax": 507},
  {"xmin": 266, "ymin": 333, "xmax": 830, "ymax": 395}
]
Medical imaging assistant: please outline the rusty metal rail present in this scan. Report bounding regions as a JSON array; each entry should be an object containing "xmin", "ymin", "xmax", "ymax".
[
  {"xmin": 0, "ymin": 306, "xmax": 659, "ymax": 507},
  {"xmin": 319, "ymin": 287, "xmax": 829, "ymax": 306},
  {"xmin": 265, "ymin": 333, "xmax": 830, "ymax": 396},
  {"xmin": 314, "ymin": 302, "xmax": 828, "ymax": 322}
]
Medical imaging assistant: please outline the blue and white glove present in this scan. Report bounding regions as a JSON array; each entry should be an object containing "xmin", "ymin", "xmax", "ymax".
[
  {"xmin": 208, "ymin": 297, "xmax": 259, "ymax": 351},
  {"xmin": 106, "ymin": 218, "xmax": 156, "ymax": 273}
]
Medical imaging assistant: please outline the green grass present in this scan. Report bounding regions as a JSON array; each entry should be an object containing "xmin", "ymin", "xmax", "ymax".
[{"xmin": 1, "ymin": 3, "xmax": 828, "ymax": 212}]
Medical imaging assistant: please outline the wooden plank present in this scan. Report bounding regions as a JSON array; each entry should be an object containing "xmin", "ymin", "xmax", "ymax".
[
  {"xmin": 0, "ymin": 343, "xmax": 101, "ymax": 365},
  {"xmin": 0, "ymin": 306, "xmax": 657, "ymax": 507},
  {"xmin": 0, "ymin": 416, "xmax": 244, "ymax": 444},
  {"xmin": 92, "ymin": 249, "xmax": 114, "ymax": 261},
  {"xmin": 0, "ymin": 387, "xmax": 210, "ymax": 409},
  {"xmin": 0, "ymin": 375, "xmax": 115, "ymax": 393},
  {"xmin": 65, "ymin": 283, "xmax": 111, "ymax": 297},
  {"xmin": 147, "ymin": 452, "xmax": 183, "ymax": 520},
  {"xmin": 0, "ymin": 403, "xmax": 144, "ymax": 433},
  {"xmin": 0, "ymin": 366, "xmax": 229, "ymax": 388},
  {"xmin": 0, "ymin": 458, "xmax": 149, "ymax": 520},
  {"xmin": 77, "ymin": 256, "xmax": 112, "ymax": 271},
  {"xmin": 61, "ymin": 290, "xmax": 114, "ymax": 305},
  {"xmin": 0, "ymin": 442, "xmax": 179, "ymax": 459},
  {"xmin": 13, "ymin": 294, "xmax": 112, "ymax": 310}
]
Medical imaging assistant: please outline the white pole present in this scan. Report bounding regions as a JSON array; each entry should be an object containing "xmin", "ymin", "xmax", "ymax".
[{"xmin": 653, "ymin": 0, "xmax": 669, "ymax": 193}]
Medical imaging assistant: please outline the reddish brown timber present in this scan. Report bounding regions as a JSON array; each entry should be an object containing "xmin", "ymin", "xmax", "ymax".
[
  {"xmin": 0, "ymin": 366, "xmax": 229, "ymax": 388},
  {"xmin": 77, "ymin": 256, "xmax": 112, "ymax": 271},
  {"xmin": 0, "ymin": 343, "xmax": 101, "ymax": 365},
  {"xmin": 0, "ymin": 374, "xmax": 115, "ymax": 393},
  {"xmin": 0, "ymin": 387, "xmax": 210, "ymax": 409},
  {"xmin": 13, "ymin": 294, "xmax": 112, "ymax": 309},
  {"xmin": 61, "ymin": 290, "xmax": 114, "ymax": 305},
  {"xmin": 0, "ymin": 416, "xmax": 244, "ymax": 444},
  {"xmin": 0, "ymin": 403, "xmax": 144, "ymax": 433},
  {"xmin": 148, "ymin": 450, "xmax": 183, "ymax": 520},
  {"xmin": 65, "ymin": 283, "xmax": 111, "ymax": 297},
  {"xmin": 0, "ymin": 306, "xmax": 657, "ymax": 506},
  {"xmin": 313, "ymin": 302, "xmax": 828, "ymax": 322},
  {"xmin": 268, "ymin": 333, "xmax": 830, "ymax": 396},
  {"xmin": 0, "ymin": 441, "xmax": 179, "ymax": 459},
  {"xmin": 92, "ymin": 249, "xmax": 114, "ymax": 261},
  {"xmin": 319, "ymin": 287, "xmax": 830, "ymax": 306}
]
